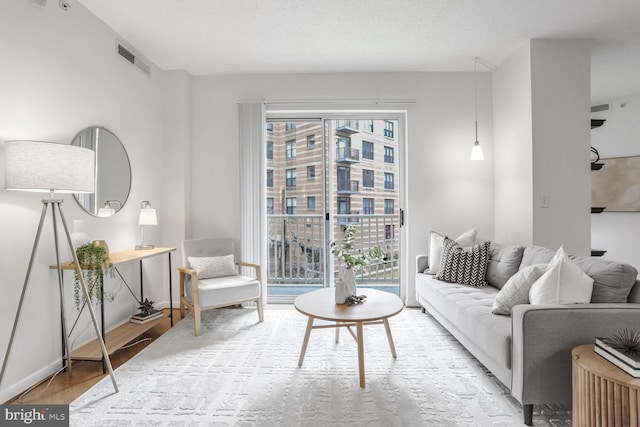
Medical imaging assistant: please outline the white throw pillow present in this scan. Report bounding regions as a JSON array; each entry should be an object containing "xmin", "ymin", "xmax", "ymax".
[
  {"xmin": 491, "ymin": 264, "xmax": 546, "ymax": 315},
  {"xmin": 529, "ymin": 247, "xmax": 594, "ymax": 305},
  {"xmin": 188, "ymin": 254, "xmax": 237, "ymax": 279},
  {"xmin": 427, "ymin": 228, "xmax": 477, "ymax": 275}
]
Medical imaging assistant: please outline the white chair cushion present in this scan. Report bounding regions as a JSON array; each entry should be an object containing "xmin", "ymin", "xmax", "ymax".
[
  {"xmin": 188, "ymin": 254, "xmax": 237, "ymax": 279},
  {"xmin": 186, "ymin": 275, "xmax": 260, "ymax": 308}
]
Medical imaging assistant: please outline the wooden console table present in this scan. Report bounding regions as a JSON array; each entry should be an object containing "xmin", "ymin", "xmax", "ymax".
[
  {"xmin": 56, "ymin": 247, "xmax": 175, "ymax": 364},
  {"xmin": 572, "ymin": 344, "xmax": 640, "ymax": 426}
]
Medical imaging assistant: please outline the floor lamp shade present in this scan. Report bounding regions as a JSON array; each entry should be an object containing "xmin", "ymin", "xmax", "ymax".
[{"xmin": 4, "ymin": 140, "xmax": 95, "ymax": 193}]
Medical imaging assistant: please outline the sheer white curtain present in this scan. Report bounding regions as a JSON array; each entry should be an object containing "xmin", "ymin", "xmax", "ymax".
[{"xmin": 238, "ymin": 102, "xmax": 266, "ymax": 292}]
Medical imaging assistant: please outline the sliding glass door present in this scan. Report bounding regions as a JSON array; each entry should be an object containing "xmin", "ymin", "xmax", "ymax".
[{"xmin": 265, "ymin": 115, "xmax": 402, "ymax": 302}]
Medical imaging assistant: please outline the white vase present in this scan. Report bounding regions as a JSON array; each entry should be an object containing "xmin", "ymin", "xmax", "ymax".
[{"xmin": 335, "ymin": 266, "xmax": 357, "ymax": 304}]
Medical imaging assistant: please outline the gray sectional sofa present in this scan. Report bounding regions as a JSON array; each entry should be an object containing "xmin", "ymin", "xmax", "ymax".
[{"xmin": 415, "ymin": 244, "xmax": 640, "ymax": 425}]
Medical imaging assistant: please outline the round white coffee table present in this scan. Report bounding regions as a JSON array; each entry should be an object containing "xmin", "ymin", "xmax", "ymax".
[{"xmin": 294, "ymin": 287, "xmax": 404, "ymax": 387}]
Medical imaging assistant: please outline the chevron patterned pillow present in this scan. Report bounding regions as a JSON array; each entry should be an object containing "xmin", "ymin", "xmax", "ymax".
[{"xmin": 436, "ymin": 237, "xmax": 490, "ymax": 287}]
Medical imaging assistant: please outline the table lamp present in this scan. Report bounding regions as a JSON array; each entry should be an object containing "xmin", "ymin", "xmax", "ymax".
[{"xmin": 135, "ymin": 200, "xmax": 157, "ymax": 250}]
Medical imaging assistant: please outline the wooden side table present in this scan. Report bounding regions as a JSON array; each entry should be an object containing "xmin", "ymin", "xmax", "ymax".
[
  {"xmin": 57, "ymin": 247, "xmax": 176, "ymax": 366},
  {"xmin": 572, "ymin": 344, "xmax": 640, "ymax": 426}
]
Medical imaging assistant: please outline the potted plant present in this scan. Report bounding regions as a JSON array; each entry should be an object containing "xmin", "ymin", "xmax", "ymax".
[
  {"xmin": 330, "ymin": 224, "xmax": 386, "ymax": 304},
  {"xmin": 73, "ymin": 242, "xmax": 114, "ymax": 309}
]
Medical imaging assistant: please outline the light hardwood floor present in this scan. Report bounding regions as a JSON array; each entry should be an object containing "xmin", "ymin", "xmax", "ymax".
[{"xmin": 6, "ymin": 308, "xmax": 181, "ymax": 405}]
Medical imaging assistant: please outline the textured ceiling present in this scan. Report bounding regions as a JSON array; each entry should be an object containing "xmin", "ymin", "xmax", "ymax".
[{"xmin": 77, "ymin": 0, "xmax": 640, "ymax": 100}]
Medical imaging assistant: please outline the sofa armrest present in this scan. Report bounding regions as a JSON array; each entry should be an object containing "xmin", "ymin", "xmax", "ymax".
[
  {"xmin": 416, "ymin": 254, "xmax": 429, "ymax": 274},
  {"xmin": 511, "ymin": 303, "xmax": 640, "ymax": 405}
]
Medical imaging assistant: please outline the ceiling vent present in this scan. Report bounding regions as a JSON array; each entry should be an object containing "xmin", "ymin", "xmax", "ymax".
[
  {"xmin": 591, "ymin": 103, "xmax": 610, "ymax": 113},
  {"xmin": 116, "ymin": 41, "xmax": 150, "ymax": 76}
]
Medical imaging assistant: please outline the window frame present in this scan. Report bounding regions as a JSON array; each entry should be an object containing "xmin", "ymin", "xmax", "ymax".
[{"xmin": 286, "ymin": 168, "xmax": 297, "ymax": 188}]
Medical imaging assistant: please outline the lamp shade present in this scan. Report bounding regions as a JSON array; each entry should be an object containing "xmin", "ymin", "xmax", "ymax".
[
  {"xmin": 138, "ymin": 201, "xmax": 157, "ymax": 226},
  {"xmin": 4, "ymin": 141, "xmax": 95, "ymax": 193},
  {"xmin": 470, "ymin": 140, "xmax": 484, "ymax": 161}
]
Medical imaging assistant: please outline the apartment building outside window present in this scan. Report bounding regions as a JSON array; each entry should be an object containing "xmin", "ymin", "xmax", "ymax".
[
  {"xmin": 384, "ymin": 146, "xmax": 394, "ymax": 163},
  {"xmin": 362, "ymin": 169, "xmax": 374, "ymax": 188},
  {"xmin": 266, "ymin": 123, "xmax": 273, "ymax": 132},
  {"xmin": 307, "ymin": 196, "xmax": 316, "ymax": 210},
  {"xmin": 286, "ymin": 197, "xmax": 296, "ymax": 214},
  {"xmin": 267, "ymin": 197, "xmax": 274, "ymax": 214},
  {"xmin": 286, "ymin": 140, "xmax": 296, "ymax": 159},
  {"xmin": 362, "ymin": 141, "xmax": 374, "ymax": 160},
  {"xmin": 307, "ymin": 165, "xmax": 315, "ymax": 180},
  {"xmin": 384, "ymin": 199, "xmax": 394, "ymax": 214},
  {"xmin": 285, "ymin": 122, "xmax": 296, "ymax": 132},
  {"xmin": 362, "ymin": 120, "xmax": 374, "ymax": 132},
  {"xmin": 363, "ymin": 198, "xmax": 374, "ymax": 215},
  {"xmin": 384, "ymin": 120, "xmax": 394, "ymax": 138},
  {"xmin": 267, "ymin": 170, "xmax": 273, "ymax": 188},
  {"xmin": 384, "ymin": 172, "xmax": 394, "ymax": 190},
  {"xmin": 286, "ymin": 168, "xmax": 296, "ymax": 187},
  {"xmin": 307, "ymin": 134, "xmax": 315, "ymax": 148}
]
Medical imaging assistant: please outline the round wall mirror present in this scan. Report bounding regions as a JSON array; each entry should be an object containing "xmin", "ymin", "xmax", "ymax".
[{"xmin": 71, "ymin": 126, "xmax": 131, "ymax": 217}]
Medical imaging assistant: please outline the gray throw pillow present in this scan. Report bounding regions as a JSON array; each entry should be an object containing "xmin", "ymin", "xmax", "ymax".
[
  {"xmin": 492, "ymin": 264, "xmax": 546, "ymax": 315},
  {"xmin": 486, "ymin": 243, "xmax": 525, "ymax": 289}
]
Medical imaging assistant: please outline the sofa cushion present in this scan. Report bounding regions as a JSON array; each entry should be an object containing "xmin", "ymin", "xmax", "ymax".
[
  {"xmin": 492, "ymin": 264, "xmax": 546, "ymax": 315},
  {"xmin": 436, "ymin": 237, "xmax": 490, "ymax": 287},
  {"xmin": 427, "ymin": 228, "xmax": 476, "ymax": 275},
  {"xmin": 520, "ymin": 246, "xmax": 638, "ymax": 303},
  {"xmin": 486, "ymin": 244, "xmax": 525, "ymax": 289},
  {"xmin": 519, "ymin": 246, "xmax": 557, "ymax": 270},
  {"xmin": 529, "ymin": 247, "xmax": 593, "ymax": 305},
  {"xmin": 569, "ymin": 256, "xmax": 638, "ymax": 303},
  {"xmin": 416, "ymin": 274, "xmax": 512, "ymax": 370}
]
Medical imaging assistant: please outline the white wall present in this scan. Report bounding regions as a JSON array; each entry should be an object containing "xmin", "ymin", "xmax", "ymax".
[
  {"xmin": 0, "ymin": 1, "xmax": 173, "ymax": 401},
  {"xmin": 493, "ymin": 40, "xmax": 591, "ymax": 255},
  {"xmin": 591, "ymin": 94, "xmax": 640, "ymax": 274},
  {"xmin": 187, "ymin": 72, "xmax": 495, "ymax": 306},
  {"xmin": 493, "ymin": 43, "xmax": 534, "ymax": 245},
  {"xmin": 530, "ymin": 40, "xmax": 591, "ymax": 255}
]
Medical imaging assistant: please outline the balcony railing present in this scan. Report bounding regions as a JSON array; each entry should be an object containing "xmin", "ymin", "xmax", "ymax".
[
  {"xmin": 337, "ymin": 179, "xmax": 359, "ymax": 194},
  {"xmin": 268, "ymin": 215, "xmax": 324, "ymax": 285},
  {"xmin": 337, "ymin": 211, "xmax": 360, "ymax": 225},
  {"xmin": 267, "ymin": 214, "xmax": 399, "ymax": 287},
  {"xmin": 336, "ymin": 120, "xmax": 360, "ymax": 134},
  {"xmin": 336, "ymin": 147, "xmax": 360, "ymax": 163}
]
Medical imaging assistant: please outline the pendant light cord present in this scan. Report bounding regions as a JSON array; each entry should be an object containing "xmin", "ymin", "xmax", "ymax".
[{"xmin": 474, "ymin": 57, "xmax": 478, "ymax": 142}]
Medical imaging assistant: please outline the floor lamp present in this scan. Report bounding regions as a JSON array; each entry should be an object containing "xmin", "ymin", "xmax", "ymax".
[{"xmin": 0, "ymin": 140, "xmax": 118, "ymax": 393}]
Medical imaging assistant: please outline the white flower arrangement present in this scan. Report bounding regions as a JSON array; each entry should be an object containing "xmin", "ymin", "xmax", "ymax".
[{"xmin": 329, "ymin": 224, "xmax": 386, "ymax": 272}]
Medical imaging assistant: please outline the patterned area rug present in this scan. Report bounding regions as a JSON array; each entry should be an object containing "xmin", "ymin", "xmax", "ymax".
[{"xmin": 70, "ymin": 306, "xmax": 571, "ymax": 426}]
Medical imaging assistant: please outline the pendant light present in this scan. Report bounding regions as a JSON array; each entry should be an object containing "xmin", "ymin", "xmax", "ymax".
[{"xmin": 470, "ymin": 57, "xmax": 484, "ymax": 161}]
